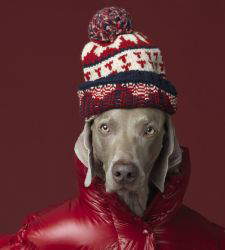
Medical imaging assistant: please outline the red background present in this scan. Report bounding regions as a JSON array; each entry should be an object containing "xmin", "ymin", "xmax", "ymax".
[{"xmin": 0, "ymin": 0, "xmax": 224, "ymax": 234}]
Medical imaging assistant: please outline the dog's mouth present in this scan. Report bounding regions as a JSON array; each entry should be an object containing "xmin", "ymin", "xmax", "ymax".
[
  {"xmin": 118, "ymin": 186, "xmax": 128, "ymax": 192},
  {"xmin": 109, "ymin": 182, "xmax": 141, "ymax": 193},
  {"xmin": 116, "ymin": 185, "xmax": 135, "ymax": 195},
  {"xmin": 105, "ymin": 182, "xmax": 134, "ymax": 193}
]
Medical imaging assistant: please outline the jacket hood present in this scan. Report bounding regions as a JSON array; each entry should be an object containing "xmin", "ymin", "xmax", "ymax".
[{"xmin": 73, "ymin": 146, "xmax": 191, "ymax": 227}]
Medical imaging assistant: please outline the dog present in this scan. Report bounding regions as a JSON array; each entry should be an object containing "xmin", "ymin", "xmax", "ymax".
[
  {"xmin": 1, "ymin": 107, "xmax": 223, "ymax": 249},
  {"xmin": 75, "ymin": 107, "xmax": 182, "ymax": 217}
]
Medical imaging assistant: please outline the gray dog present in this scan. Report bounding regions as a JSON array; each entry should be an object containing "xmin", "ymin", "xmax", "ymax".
[{"xmin": 75, "ymin": 107, "xmax": 182, "ymax": 217}]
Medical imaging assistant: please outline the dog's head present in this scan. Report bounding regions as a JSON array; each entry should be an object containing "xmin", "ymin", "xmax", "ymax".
[{"xmin": 75, "ymin": 107, "xmax": 182, "ymax": 194}]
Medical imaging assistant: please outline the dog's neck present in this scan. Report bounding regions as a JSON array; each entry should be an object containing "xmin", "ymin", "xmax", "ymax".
[{"xmin": 116, "ymin": 184, "xmax": 149, "ymax": 217}]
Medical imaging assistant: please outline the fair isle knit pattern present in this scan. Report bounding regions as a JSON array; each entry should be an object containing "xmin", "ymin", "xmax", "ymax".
[{"xmin": 77, "ymin": 7, "xmax": 177, "ymax": 119}]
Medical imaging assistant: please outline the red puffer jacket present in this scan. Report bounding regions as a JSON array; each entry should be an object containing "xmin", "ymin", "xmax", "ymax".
[{"xmin": 0, "ymin": 146, "xmax": 225, "ymax": 249}]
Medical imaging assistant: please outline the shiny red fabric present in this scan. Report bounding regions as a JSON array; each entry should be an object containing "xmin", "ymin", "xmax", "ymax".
[{"xmin": 0, "ymin": 146, "xmax": 225, "ymax": 249}]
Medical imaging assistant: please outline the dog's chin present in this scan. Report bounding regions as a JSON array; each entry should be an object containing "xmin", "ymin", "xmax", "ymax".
[{"xmin": 105, "ymin": 182, "xmax": 149, "ymax": 217}]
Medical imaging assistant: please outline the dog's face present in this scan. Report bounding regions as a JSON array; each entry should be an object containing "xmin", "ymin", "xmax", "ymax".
[{"xmin": 90, "ymin": 107, "xmax": 166, "ymax": 194}]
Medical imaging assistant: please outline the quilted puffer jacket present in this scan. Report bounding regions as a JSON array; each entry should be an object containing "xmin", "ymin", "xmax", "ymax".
[{"xmin": 0, "ymin": 146, "xmax": 224, "ymax": 249}]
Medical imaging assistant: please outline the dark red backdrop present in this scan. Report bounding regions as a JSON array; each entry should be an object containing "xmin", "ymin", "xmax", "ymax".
[{"xmin": 0, "ymin": 0, "xmax": 224, "ymax": 234}]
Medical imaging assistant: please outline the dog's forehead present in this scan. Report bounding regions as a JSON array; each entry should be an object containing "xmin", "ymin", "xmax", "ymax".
[{"xmin": 94, "ymin": 108, "xmax": 166, "ymax": 125}]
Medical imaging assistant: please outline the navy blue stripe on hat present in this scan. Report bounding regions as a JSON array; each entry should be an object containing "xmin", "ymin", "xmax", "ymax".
[{"xmin": 78, "ymin": 70, "xmax": 177, "ymax": 96}]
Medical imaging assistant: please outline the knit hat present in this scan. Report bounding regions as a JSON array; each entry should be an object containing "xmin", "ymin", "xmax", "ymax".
[{"xmin": 77, "ymin": 6, "xmax": 177, "ymax": 119}]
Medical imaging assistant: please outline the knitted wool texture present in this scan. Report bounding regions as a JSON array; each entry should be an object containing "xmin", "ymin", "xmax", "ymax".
[{"xmin": 77, "ymin": 6, "xmax": 177, "ymax": 119}]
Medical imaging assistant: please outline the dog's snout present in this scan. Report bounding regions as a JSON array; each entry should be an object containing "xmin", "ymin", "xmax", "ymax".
[{"xmin": 112, "ymin": 163, "xmax": 139, "ymax": 184}]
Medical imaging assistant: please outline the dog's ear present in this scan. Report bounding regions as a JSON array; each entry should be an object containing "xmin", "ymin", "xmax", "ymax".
[
  {"xmin": 74, "ymin": 115, "xmax": 97, "ymax": 187},
  {"xmin": 150, "ymin": 114, "xmax": 183, "ymax": 192}
]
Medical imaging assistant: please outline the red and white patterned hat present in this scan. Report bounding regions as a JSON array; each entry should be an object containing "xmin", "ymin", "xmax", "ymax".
[{"xmin": 77, "ymin": 6, "xmax": 177, "ymax": 119}]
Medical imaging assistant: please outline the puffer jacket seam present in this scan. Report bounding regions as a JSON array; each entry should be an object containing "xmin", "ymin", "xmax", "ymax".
[{"xmin": 105, "ymin": 202, "xmax": 122, "ymax": 250}]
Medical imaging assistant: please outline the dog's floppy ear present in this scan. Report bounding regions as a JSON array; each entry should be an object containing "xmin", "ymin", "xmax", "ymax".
[
  {"xmin": 150, "ymin": 114, "xmax": 183, "ymax": 192},
  {"xmin": 74, "ymin": 115, "xmax": 97, "ymax": 187}
]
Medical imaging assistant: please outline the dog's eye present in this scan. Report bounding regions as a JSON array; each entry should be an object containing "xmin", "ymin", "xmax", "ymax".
[
  {"xmin": 144, "ymin": 126, "xmax": 156, "ymax": 136},
  {"xmin": 100, "ymin": 124, "xmax": 110, "ymax": 133}
]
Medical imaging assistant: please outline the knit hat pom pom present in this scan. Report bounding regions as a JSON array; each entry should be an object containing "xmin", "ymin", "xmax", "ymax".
[{"xmin": 88, "ymin": 6, "xmax": 133, "ymax": 43}]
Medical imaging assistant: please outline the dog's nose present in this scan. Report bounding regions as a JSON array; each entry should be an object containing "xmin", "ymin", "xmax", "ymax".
[{"xmin": 112, "ymin": 163, "xmax": 139, "ymax": 184}]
